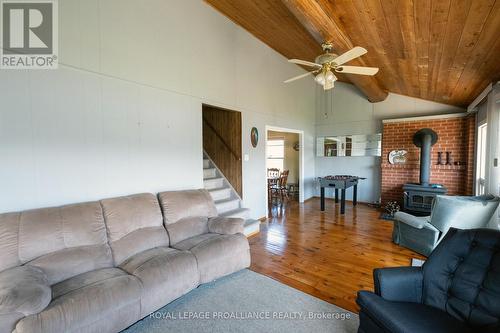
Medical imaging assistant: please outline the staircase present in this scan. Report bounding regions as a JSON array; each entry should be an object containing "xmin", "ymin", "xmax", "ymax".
[{"xmin": 203, "ymin": 152, "xmax": 260, "ymax": 237}]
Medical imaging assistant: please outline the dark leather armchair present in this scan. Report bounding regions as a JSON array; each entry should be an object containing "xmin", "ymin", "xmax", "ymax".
[{"xmin": 357, "ymin": 228, "xmax": 500, "ymax": 333}]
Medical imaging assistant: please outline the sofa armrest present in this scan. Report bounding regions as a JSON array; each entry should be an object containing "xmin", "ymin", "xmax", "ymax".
[
  {"xmin": 208, "ymin": 217, "xmax": 244, "ymax": 235},
  {"xmin": 0, "ymin": 266, "xmax": 51, "ymax": 316},
  {"xmin": 374, "ymin": 266, "xmax": 423, "ymax": 303},
  {"xmin": 394, "ymin": 212, "xmax": 430, "ymax": 229}
]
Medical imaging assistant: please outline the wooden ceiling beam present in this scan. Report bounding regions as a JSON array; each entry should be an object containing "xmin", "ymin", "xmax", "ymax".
[{"xmin": 282, "ymin": 0, "xmax": 388, "ymax": 102}]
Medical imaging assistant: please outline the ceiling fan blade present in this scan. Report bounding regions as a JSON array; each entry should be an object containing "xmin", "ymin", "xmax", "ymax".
[
  {"xmin": 335, "ymin": 65, "xmax": 379, "ymax": 75},
  {"xmin": 284, "ymin": 71, "xmax": 314, "ymax": 83},
  {"xmin": 288, "ymin": 59, "xmax": 322, "ymax": 68},
  {"xmin": 332, "ymin": 46, "xmax": 367, "ymax": 66}
]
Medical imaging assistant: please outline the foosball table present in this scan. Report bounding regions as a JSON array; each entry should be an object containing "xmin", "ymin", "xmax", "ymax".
[{"xmin": 318, "ymin": 175, "xmax": 366, "ymax": 214}]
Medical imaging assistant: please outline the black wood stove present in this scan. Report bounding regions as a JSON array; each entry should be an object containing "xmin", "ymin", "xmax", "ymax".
[{"xmin": 403, "ymin": 128, "xmax": 447, "ymax": 214}]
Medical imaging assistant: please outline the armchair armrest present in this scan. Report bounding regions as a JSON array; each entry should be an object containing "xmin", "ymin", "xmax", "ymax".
[
  {"xmin": 394, "ymin": 212, "xmax": 430, "ymax": 229},
  {"xmin": 0, "ymin": 266, "xmax": 51, "ymax": 316},
  {"xmin": 208, "ymin": 217, "xmax": 244, "ymax": 235},
  {"xmin": 374, "ymin": 266, "xmax": 423, "ymax": 303}
]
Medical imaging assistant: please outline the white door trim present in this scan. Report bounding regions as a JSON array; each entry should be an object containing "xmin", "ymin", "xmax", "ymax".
[{"xmin": 265, "ymin": 125, "xmax": 305, "ymax": 203}]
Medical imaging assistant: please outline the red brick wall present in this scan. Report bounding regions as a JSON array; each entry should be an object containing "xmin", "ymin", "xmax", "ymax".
[{"xmin": 381, "ymin": 115, "xmax": 475, "ymax": 205}]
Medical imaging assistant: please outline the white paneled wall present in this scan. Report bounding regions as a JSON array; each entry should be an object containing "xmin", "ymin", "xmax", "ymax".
[
  {"xmin": 0, "ymin": 68, "xmax": 202, "ymax": 212},
  {"xmin": 0, "ymin": 0, "xmax": 316, "ymax": 217}
]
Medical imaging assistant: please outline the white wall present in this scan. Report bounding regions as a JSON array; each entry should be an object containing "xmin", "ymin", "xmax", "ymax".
[
  {"xmin": 0, "ymin": 0, "xmax": 317, "ymax": 218},
  {"xmin": 314, "ymin": 82, "xmax": 464, "ymax": 203}
]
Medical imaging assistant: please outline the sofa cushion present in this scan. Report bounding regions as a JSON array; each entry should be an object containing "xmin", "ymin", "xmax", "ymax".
[
  {"xmin": 0, "ymin": 313, "xmax": 24, "ymax": 333},
  {"xmin": 51, "ymin": 267, "xmax": 125, "ymax": 299},
  {"xmin": 0, "ymin": 201, "xmax": 112, "ymax": 284},
  {"xmin": 166, "ymin": 217, "xmax": 209, "ymax": 245},
  {"xmin": 423, "ymin": 228, "xmax": 500, "ymax": 327},
  {"xmin": 27, "ymin": 245, "xmax": 112, "ymax": 285},
  {"xmin": 15, "ymin": 268, "xmax": 142, "ymax": 333},
  {"xmin": 120, "ymin": 247, "xmax": 199, "ymax": 316},
  {"xmin": 0, "ymin": 266, "xmax": 51, "ymax": 316},
  {"xmin": 101, "ymin": 193, "xmax": 169, "ymax": 265},
  {"xmin": 158, "ymin": 189, "xmax": 217, "ymax": 225},
  {"xmin": 172, "ymin": 233, "xmax": 220, "ymax": 251},
  {"xmin": 430, "ymin": 195, "xmax": 499, "ymax": 234},
  {"xmin": 208, "ymin": 217, "xmax": 244, "ymax": 235},
  {"xmin": 108, "ymin": 227, "xmax": 169, "ymax": 266},
  {"xmin": 0, "ymin": 213, "xmax": 22, "ymax": 272},
  {"xmin": 357, "ymin": 291, "xmax": 472, "ymax": 333},
  {"xmin": 172, "ymin": 233, "xmax": 250, "ymax": 283}
]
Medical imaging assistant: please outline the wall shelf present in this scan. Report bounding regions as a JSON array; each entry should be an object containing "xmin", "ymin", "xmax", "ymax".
[{"xmin": 381, "ymin": 164, "xmax": 467, "ymax": 171}]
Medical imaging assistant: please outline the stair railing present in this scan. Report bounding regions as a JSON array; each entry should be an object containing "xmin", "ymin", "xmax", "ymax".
[{"xmin": 203, "ymin": 116, "xmax": 241, "ymax": 161}]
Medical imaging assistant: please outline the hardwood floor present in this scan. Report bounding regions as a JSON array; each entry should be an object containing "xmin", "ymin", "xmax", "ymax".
[{"xmin": 248, "ymin": 198, "xmax": 425, "ymax": 313}]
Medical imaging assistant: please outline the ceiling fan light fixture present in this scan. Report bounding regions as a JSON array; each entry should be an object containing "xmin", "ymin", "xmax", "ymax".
[
  {"xmin": 323, "ymin": 80, "xmax": 334, "ymax": 90},
  {"xmin": 315, "ymin": 73, "xmax": 325, "ymax": 85},
  {"xmin": 325, "ymin": 70, "xmax": 335, "ymax": 82},
  {"xmin": 284, "ymin": 44, "xmax": 378, "ymax": 90}
]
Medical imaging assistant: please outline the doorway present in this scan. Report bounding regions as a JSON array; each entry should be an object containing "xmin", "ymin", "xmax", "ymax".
[
  {"xmin": 202, "ymin": 104, "xmax": 242, "ymax": 197},
  {"xmin": 265, "ymin": 126, "xmax": 304, "ymax": 214}
]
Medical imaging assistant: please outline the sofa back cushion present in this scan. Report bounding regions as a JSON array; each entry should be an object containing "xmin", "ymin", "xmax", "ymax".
[
  {"xmin": 157, "ymin": 189, "xmax": 217, "ymax": 244},
  {"xmin": 158, "ymin": 189, "xmax": 217, "ymax": 224},
  {"xmin": 101, "ymin": 193, "xmax": 169, "ymax": 265},
  {"xmin": 430, "ymin": 195, "xmax": 500, "ymax": 235},
  {"xmin": 165, "ymin": 217, "xmax": 209, "ymax": 245},
  {"xmin": 423, "ymin": 228, "xmax": 500, "ymax": 328},
  {"xmin": 0, "ymin": 201, "xmax": 112, "ymax": 284},
  {"xmin": 0, "ymin": 213, "xmax": 22, "ymax": 273}
]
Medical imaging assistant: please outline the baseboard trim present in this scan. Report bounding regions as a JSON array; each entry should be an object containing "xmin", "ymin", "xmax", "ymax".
[{"xmin": 246, "ymin": 230, "xmax": 260, "ymax": 238}]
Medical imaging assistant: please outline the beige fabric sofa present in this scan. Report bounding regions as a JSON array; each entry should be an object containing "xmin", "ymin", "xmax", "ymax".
[{"xmin": 0, "ymin": 189, "xmax": 250, "ymax": 333}]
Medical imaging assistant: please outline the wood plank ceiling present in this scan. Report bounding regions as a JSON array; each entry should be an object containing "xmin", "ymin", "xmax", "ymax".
[{"xmin": 205, "ymin": 0, "xmax": 500, "ymax": 106}]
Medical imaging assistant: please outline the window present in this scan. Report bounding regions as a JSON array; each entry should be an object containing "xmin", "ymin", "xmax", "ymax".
[
  {"xmin": 476, "ymin": 123, "xmax": 487, "ymax": 195},
  {"xmin": 267, "ymin": 139, "xmax": 284, "ymax": 171}
]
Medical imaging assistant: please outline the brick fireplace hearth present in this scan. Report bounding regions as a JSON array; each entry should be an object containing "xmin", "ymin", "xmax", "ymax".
[{"xmin": 381, "ymin": 114, "xmax": 475, "ymax": 206}]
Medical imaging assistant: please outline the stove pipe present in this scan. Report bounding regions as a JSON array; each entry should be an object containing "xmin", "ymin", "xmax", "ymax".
[{"xmin": 412, "ymin": 128, "xmax": 438, "ymax": 186}]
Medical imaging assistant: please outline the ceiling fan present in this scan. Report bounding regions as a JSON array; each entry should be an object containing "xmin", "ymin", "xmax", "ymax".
[{"xmin": 284, "ymin": 42, "xmax": 379, "ymax": 90}]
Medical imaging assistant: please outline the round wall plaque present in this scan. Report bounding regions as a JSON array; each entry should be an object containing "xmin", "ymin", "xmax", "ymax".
[
  {"xmin": 388, "ymin": 150, "xmax": 408, "ymax": 164},
  {"xmin": 250, "ymin": 127, "xmax": 258, "ymax": 148}
]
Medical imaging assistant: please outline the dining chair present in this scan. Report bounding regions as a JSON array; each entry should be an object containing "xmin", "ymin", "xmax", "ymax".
[
  {"xmin": 278, "ymin": 170, "xmax": 289, "ymax": 200},
  {"xmin": 267, "ymin": 168, "xmax": 280, "ymax": 178},
  {"xmin": 267, "ymin": 168, "xmax": 280, "ymax": 204}
]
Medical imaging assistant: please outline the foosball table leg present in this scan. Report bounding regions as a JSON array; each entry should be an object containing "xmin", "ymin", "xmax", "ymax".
[
  {"xmin": 340, "ymin": 189, "xmax": 346, "ymax": 214},
  {"xmin": 353, "ymin": 185, "xmax": 358, "ymax": 206},
  {"xmin": 335, "ymin": 189, "xmax": 339, "ymax": 203},
  {"xmin": 320, "ymin": 187, "xmax": 325, "ymax": 211}
]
